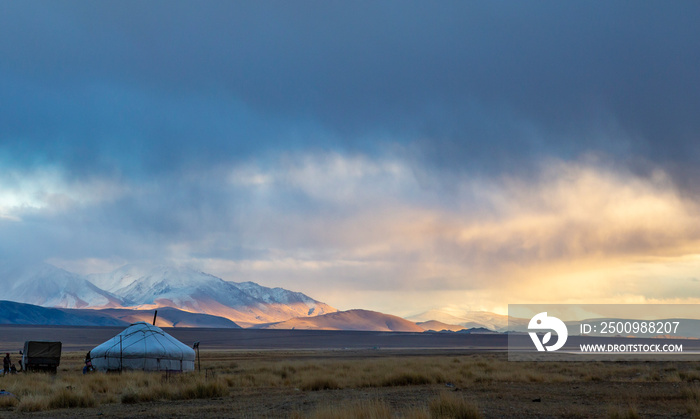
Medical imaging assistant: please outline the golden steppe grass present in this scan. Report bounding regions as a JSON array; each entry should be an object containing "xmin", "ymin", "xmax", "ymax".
[{"xmin": 1, "ymin": 351, "xmax": 700, "ymax": 417}]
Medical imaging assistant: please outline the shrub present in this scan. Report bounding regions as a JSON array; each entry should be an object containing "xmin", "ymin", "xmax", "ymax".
[
  {"xmin": 380, "ymin": 372, "xmax": 432, "ymax": 387},
  {"xmin": 309, "ymin": 399, "xmax": 392, "ymax": 419},
  {"xmin": 301, "ymin": 377, "xmax": 340, "ymax": 391},
  {"xmin": 17, "ymin": 395, "xmax": 49, "ymax": 412},
  {"xmin": 48, "ymin": 388, "xmax": 96, "ymax": 409},
  {"xmin": 682, "ymin": 384, "xmax": 700, "ymax": 401},
  {"xmin": 176, "ymin": 380, "xmax": 228, "ymax": 399},
  {"xmin": 121, "ymin": 388, "xmax": 142, "ymax": 404},
  {"xmin": 608, "ymin": 405, "xmax": 640, "ymax": 419},
  {"xmin": 0, "ymin": 395, "xmax": 18, "ymax": 408}
]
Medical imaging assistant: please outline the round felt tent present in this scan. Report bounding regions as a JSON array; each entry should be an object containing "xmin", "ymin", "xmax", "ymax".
[{"xmin": 89, "ymin": 322, "xmax": 195, "ymax": 372}]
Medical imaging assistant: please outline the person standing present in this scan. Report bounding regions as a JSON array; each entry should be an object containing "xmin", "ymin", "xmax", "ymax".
[{"xmin": 2, "ymin": 353, "xmax": 9, "ymax": 375}]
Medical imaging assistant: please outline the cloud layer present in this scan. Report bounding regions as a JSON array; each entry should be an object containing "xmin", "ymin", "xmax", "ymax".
[
  {"xmin": 4, "ymin": 153, "xmax": 700, "ymax": 313},
  {"xmin": 2, "ymin": 2, "xmax": 700, "ymax": 314}
]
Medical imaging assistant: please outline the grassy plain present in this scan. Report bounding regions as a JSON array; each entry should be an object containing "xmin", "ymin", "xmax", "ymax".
[{"xmin": 1, "ymin": 350, "xmax": 700, "ymax": 417}]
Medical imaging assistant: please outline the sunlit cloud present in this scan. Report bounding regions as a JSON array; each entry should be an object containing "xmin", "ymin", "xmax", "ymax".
[
  {"xmin": 2, "ymin": 2, "xmax": 699, "ymax": 320},
  {"xmin": 0, "ymin": 168, "xmax": 129, "ymax": 219},
  {"xmin": 158, "ymin": 154, "xmax": 700, "ymax": 313},
  {"xmin": 3, "ymin": 150, "xmax": 699, "ymax": 315}
]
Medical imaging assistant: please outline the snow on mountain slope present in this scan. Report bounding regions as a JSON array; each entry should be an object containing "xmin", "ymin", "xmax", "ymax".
[
  {"xmin": 1, "ymin": 263, "xmax": 124, "ymax": 309},
  {"xmin": 255, "ymin": 309, "xmax": 425, "ymax": 332},
  {"xmin": 232, "ymin": 281, "xmax": 336, "ymax": 318},
  {"xmin": 109, "ymin": 265, "xmax": 246, "ymax": 305},
  {"xmin": 87, "ymin": 264, "xmax": 150, "ymax": 293},
  {"xmin": 89, "ymin": 264, "xmax": 222, "ymax": 295},
  {"xmin": 91, "ymin": 265, "xmax": 337, "ymax": 327}
]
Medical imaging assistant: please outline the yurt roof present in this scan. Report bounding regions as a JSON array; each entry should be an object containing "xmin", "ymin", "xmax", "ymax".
[{"xmin": 90, "ymin": 322, "xmax": 195, "ymax": 360}]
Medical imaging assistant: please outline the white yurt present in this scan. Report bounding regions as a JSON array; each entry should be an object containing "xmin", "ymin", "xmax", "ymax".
[{"xmin": 89, "ymin": 322, "xmax": 195, "ymax": 372}]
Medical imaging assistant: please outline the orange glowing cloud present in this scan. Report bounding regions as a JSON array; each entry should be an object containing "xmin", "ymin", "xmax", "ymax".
[{"xmin": 200, "ymin": 156, "xmax": 700, "ymax": 314}]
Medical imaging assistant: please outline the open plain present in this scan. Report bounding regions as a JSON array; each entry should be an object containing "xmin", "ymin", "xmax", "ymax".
[{"xmin": 1, "ymin": 326, "xmax": 700, "ymax": 418}]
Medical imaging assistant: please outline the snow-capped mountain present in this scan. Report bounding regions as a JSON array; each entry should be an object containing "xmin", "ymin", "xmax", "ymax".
[
  {"xmin": 88, "ymin": 264, "xmax": 336, "ymax": 327},
  {"xmin": 2, "ymin": 263, "xmax": 124, "ymax": 309},
  {"xmin": 232, "ymin": 281, "xmax": 332, "ymax": 317},
  {"xmin": 1, "ymin": 262, "xmax": 339, "ymax": 327}
]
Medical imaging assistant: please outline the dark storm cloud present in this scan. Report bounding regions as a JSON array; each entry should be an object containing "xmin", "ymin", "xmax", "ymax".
[
  {"xmin": 1, "ymin": 1, "xmax": 699, "ymax": 179},
  {"xmin": 4, "ymin": 0, "xmax": 700, "ymax": 309}
]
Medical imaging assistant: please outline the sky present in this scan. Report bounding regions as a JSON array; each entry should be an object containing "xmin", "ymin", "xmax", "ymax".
[{"xmin": 1, "ymin": 1, "xmax": 700, "ymax": 316}]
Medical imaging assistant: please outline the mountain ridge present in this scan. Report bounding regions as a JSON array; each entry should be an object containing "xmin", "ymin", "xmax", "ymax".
[
  {"xmin": 253, "ymin": 309, "xmax": 426, "ymax": 332},
  {"xmin": 0, "ymin": 300, "xmax": 242, "ymax": 328},
  {"xmin": 2, "ymin": 263, "xmax": 336, "ymax": 327},
  {"xmin": 1, "ymin": 263, "xmax": 513, "ymax": 332},
  {"xmin": 3, "ymin": 263, "xmax": 125, "ymax": 309},
  {"xmin": 407, "ymin": 309, "xmax": 514, "ymax": 332}
]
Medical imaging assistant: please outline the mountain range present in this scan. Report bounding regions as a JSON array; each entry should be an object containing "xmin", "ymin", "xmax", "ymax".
[
  {"xmin": 253, "ymin": 309, "xmax": 425, "ymax": 332},
  {"xmin": 0, "ymin": 300, "xmax": 241, "ymax": 328},
  {"xmin": 0, "ymin": 262, "xmax": 511, "ymax": 332},
  {"xmin": 2, "ymin": 263, "xmax": 336, "ymax": 328},
  {"xmin": 2, "ymin": 263, "xmax": 124, "ymax": 309},
  {"xmin": 407, "ymin": 310, "xmax": 514, "ymax": 331}
]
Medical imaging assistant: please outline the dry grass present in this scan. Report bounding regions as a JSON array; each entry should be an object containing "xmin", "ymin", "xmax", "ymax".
[
  {"xmin": 2, "ymin": 352, "xmax": 228, "ymax": 413},
  {"xmin": 47, "ymin": 387, "xmax": 97, "ymax": 409},
  {"xmin": 305, "ymin": 399, "xmax": 393, "ymax": 419},
  {"xmin": 429, "ymin": 392, "xmax": 482, "ymax": 419},
  {"xmin": 119, "ymin": 374, "xmax": 228, "ymax": 404},
  {"xmin": 17, "ymin": 395, "xmax": 48, "ymax": 412},
  {"xmin": 296, "ymin": 393, "xmax": 481, "ymax": 419},
  {"xmin": 607, "ymin": 405, "xmax": 640, "ymax": 419},
  {"xmin": 1, "ymin": 350, "xmax": 699, "ymax": 415},
  {"xmin": 215, "ymin": 354, "xmax": 588, "ymax": 390},
  {"xmin": 682, "ymin": 383, "xmax": 700, "ymax": 402},
  {"xmin": 0, "ymin": 395, "xmax": 19, "ymax": 408},
  {"xmin": 300, "ymin": 377, "xmax": 341, "ymax": 391},
  {"xmin": 683, "ymin": 383, "xmax": 700, "ymax": 418}
]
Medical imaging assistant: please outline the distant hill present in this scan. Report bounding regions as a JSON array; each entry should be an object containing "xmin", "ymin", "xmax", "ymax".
[
  {"xmin": 93, "ymin": 307, "xmax": 241, "ymax": 328},
  {"xmin": 416, "ymin": 320, "xmax": 466, "ymax": 332},
  {"xmin": 0, "ymin": 300, "xmax": 128, "ymax": 326},
  {"xmin": 0, "ymin": 300, "xmax": 241, "ymax": 328},
  {"xmin": 456, "ymin": 327, "xmax": 499, "ymax": 334},
  {"xmin": 408, "ymin": 309, "xmax": 525, "ymax": 332},
  {"xmin": 0, "ymin": 263, "xmax": 524, "ymax": 332},
  {"xmin": 254, "ymin": 309, "xmax": 425, "ymax": 332}
]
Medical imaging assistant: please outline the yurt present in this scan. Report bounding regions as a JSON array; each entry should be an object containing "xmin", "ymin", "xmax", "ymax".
[{"xmin": 89, "ymin": 322, "xmax": 195, "ymax": 372}]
